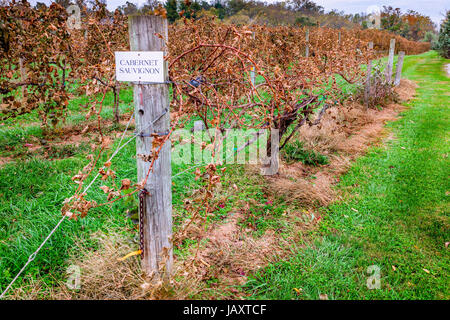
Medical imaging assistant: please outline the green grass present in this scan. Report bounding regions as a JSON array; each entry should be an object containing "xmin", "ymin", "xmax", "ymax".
[
  {"xmin": 246, "ymin": 51, "xmax": 450, "ymax": 300},
  {"xmin": 0, "ymin": 142, "xmax": 136, "ymax": 293},
  {"xmin": 0, "ymin": 126, "xmax": 43, "ymax": 157},
  {"xmin": 282, "ymin": 140, "xmax": 329, "ymax": 166}
]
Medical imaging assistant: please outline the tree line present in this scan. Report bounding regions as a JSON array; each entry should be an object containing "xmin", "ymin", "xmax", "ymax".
[{"xmin": 16, "ymin": 0, "xmax": 443, "ymax": 44}]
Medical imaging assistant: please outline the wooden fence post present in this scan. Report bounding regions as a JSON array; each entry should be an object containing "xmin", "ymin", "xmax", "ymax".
[
  {"xmin": 128, "ymin": 15, "xmax": 172, "ymax": 279},
  {"xmin": 394, "ymin": 51, "xmax": 405, "ymax": 86},
  {"xmin": 338, "ymin": 31, "xmax": 341, "ymax": 45},
  {"xmin": 250, "ymin": 31, "xmax": 255, "ymax": 86},
  {"xmin": 19, "ymin": 57, "xmax": 26, "ymax": 104},
  {"xmin": 305, "ymin": 29, "xmax": 310, "ymax": 58},
  {"xmin": 364, "ymin": 42, "xmax": 374, "ymax": 110},
  {"xmin": 385, "ymin": 38, "xmax": 395, "ymax": 84},
  {"xmin": 193, "ymin": 120, "xmax": 205, "ymax": 132},
  {"xmin": 113, "ymin": 81, "xmax": 120, "ymax": 124}
]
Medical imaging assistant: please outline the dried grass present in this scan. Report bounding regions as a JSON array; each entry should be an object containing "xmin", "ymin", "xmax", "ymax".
[
  {"xmin": 269, "ymin": 173, "xmax": 334, "ymax": 206},
  {"xmin": 395, "ymin": 79, "xmax": 418, "ymax": 102},
  {"xmin": 270, "ymin": 79, "xmax": 417, "ymax": 207},
  {"xmin": 169, "ymin": 212, "xmax": 286, "ymax": 299},
  {"xmin": 298, "ymin": 107, "xmax": 347, "ymax": 154},
  {"xmin": 7, "ymin": 276, "xmax": 56, "ymax": 300},
  {"xmin": 54, "ymin": 232, "xmax": 147, "ymax": 300},
  {"xmin": 47, "ymin": 231, "xmax": 208, "ymax": 300}
]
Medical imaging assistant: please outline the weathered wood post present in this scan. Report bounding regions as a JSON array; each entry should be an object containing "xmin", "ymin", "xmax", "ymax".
[
  {"xmin": 385, "ymin": 38, "xmax": 396, "ymax": 84},
  {"xmin": 19, "ymin": 57, "xmax": 26, "ymax": 104},
  {"xmin": 113, "ymin": 81, "xmax": 120, "ymax": 124},
  {"xmin": 250, "ymin": 31, "xmax": 256, "ymax": 86},
  {"xmin": 128, "ymin": 15, "xmax": 172, "ymax": 279},
  {"xmin": 394, "ymin": 51, "xmax": 405, "ymax": 86},
  {"xmin": 338, "ymin": 31, "xmax": 341, "ymax": 45},
  {"xmin": 193, "ymin": 120, "xmax": 205, "ymax": 132},
  {"xmin": 305, "ymin": 29, "xmax": 310, "ymax": 58},
  {"xmin": 364, "ymin": 42, "xmax": 374, "ymax": 110}
]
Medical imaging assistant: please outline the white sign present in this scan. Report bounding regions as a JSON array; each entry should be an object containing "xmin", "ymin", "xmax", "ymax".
[{"xmin": 115, "ymin": 51, "xmax": 164, "ymax": 83}]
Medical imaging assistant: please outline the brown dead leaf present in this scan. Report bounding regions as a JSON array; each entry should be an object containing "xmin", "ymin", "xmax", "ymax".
[
  {"xmin": 120, "ymin": 179, "xmax": 131, "ymax": 190},
  {"xmin": 99, "ymin": 186, "xmax": 110, "ymax": 194}
]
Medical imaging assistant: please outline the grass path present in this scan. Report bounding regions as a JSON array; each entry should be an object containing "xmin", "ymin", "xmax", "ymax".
[{"xmin": 246, "ymin": 51, "xmax": 449, "ymax": 300}]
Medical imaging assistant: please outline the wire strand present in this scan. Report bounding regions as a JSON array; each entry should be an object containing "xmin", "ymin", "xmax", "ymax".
[
  {"xmin": 0, "ymin": 111, "xmax": 136, "ymax": 300},
  {"xmin": 0, "ymin": 216, "xmax": 66, "ymax": 299}
]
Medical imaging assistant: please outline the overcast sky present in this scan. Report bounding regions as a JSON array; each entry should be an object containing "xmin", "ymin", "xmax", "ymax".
[
  {"xmin": 28, "ymin": 0, "xmax": 448, "ymax": 27},
  {"xmin": 314, "ymin": 0, "xmax": 448, "ymax": 27}
]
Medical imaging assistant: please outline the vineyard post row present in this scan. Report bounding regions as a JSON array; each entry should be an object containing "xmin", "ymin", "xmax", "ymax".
[
  {"xmin": 250, "ymin": 31, "xmax": 256, "ymax": 86},
  {"xmin": 126, "ymin": 20, "xmax": 407, "ymax": 277},
  {"xmin": 364, "ymin": 41, "xmax": 374, "ymax": 110},
  {"xmin": 129, "ymin": 15, "xmax": 173, "ymax": 278},
  {"xmin": 386, "ymin": 39, "xmax": 396, "ymax": 84},
  {"xmin": 394, "ymin": 51, "xmax": 406, "ymax": 86},
  {"xmin": 305, "ymin": 29, "xmax": 310, "ymax": 58},
  {"xmin": 364, "ymin": 38, "xmax": 405, "ymax": 109},
  {"xmin": 381, "ymin": 39, "xmax": 405, "ymax": 87}
]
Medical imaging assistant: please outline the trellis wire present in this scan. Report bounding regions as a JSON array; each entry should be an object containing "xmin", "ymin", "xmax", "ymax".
[
  {"xmin": 0, "ymin": 215, "xmax": 66, "ymax": 299},
  {"xmin": 0, "ymin": 111, "xmax": 136, "ymax": 300}
]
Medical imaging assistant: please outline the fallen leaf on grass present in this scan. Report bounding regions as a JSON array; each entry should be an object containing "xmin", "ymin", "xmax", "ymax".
[
  {"xmin": 422, "ymin": 268, "xmax": 430, "ymax": 274},
  {"xmin": 99, "ymin": 185, "xmax": 110, "ymax": 193},
  {"xmin": 293, "ymin": 288, "xmax": 302, "ymax": 295},
  {"xmin": 319, "ymin": 293, "xmax": 328, "ymax": 300}
]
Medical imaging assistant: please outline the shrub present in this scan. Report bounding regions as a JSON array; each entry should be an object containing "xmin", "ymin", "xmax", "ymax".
[
  {"xmin": 357, "ymin": 62, "xmax": 399, "ymax": 109},
  {"xmin": 422, "ymin": 31, "xmax": 439, "ymax": 50},
  {"xmin": 437, "ymin": 11, "xmax": 450, "ymax": 58}
]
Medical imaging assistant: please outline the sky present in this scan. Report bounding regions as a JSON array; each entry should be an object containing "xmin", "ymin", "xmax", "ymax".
[
  {"xmin": 28, "ymin": 0, "xmax": 448, "ymax": 27},
  {"xmin": 314, "ymin": 0, "xmax": 448, "ymax": 27}
]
